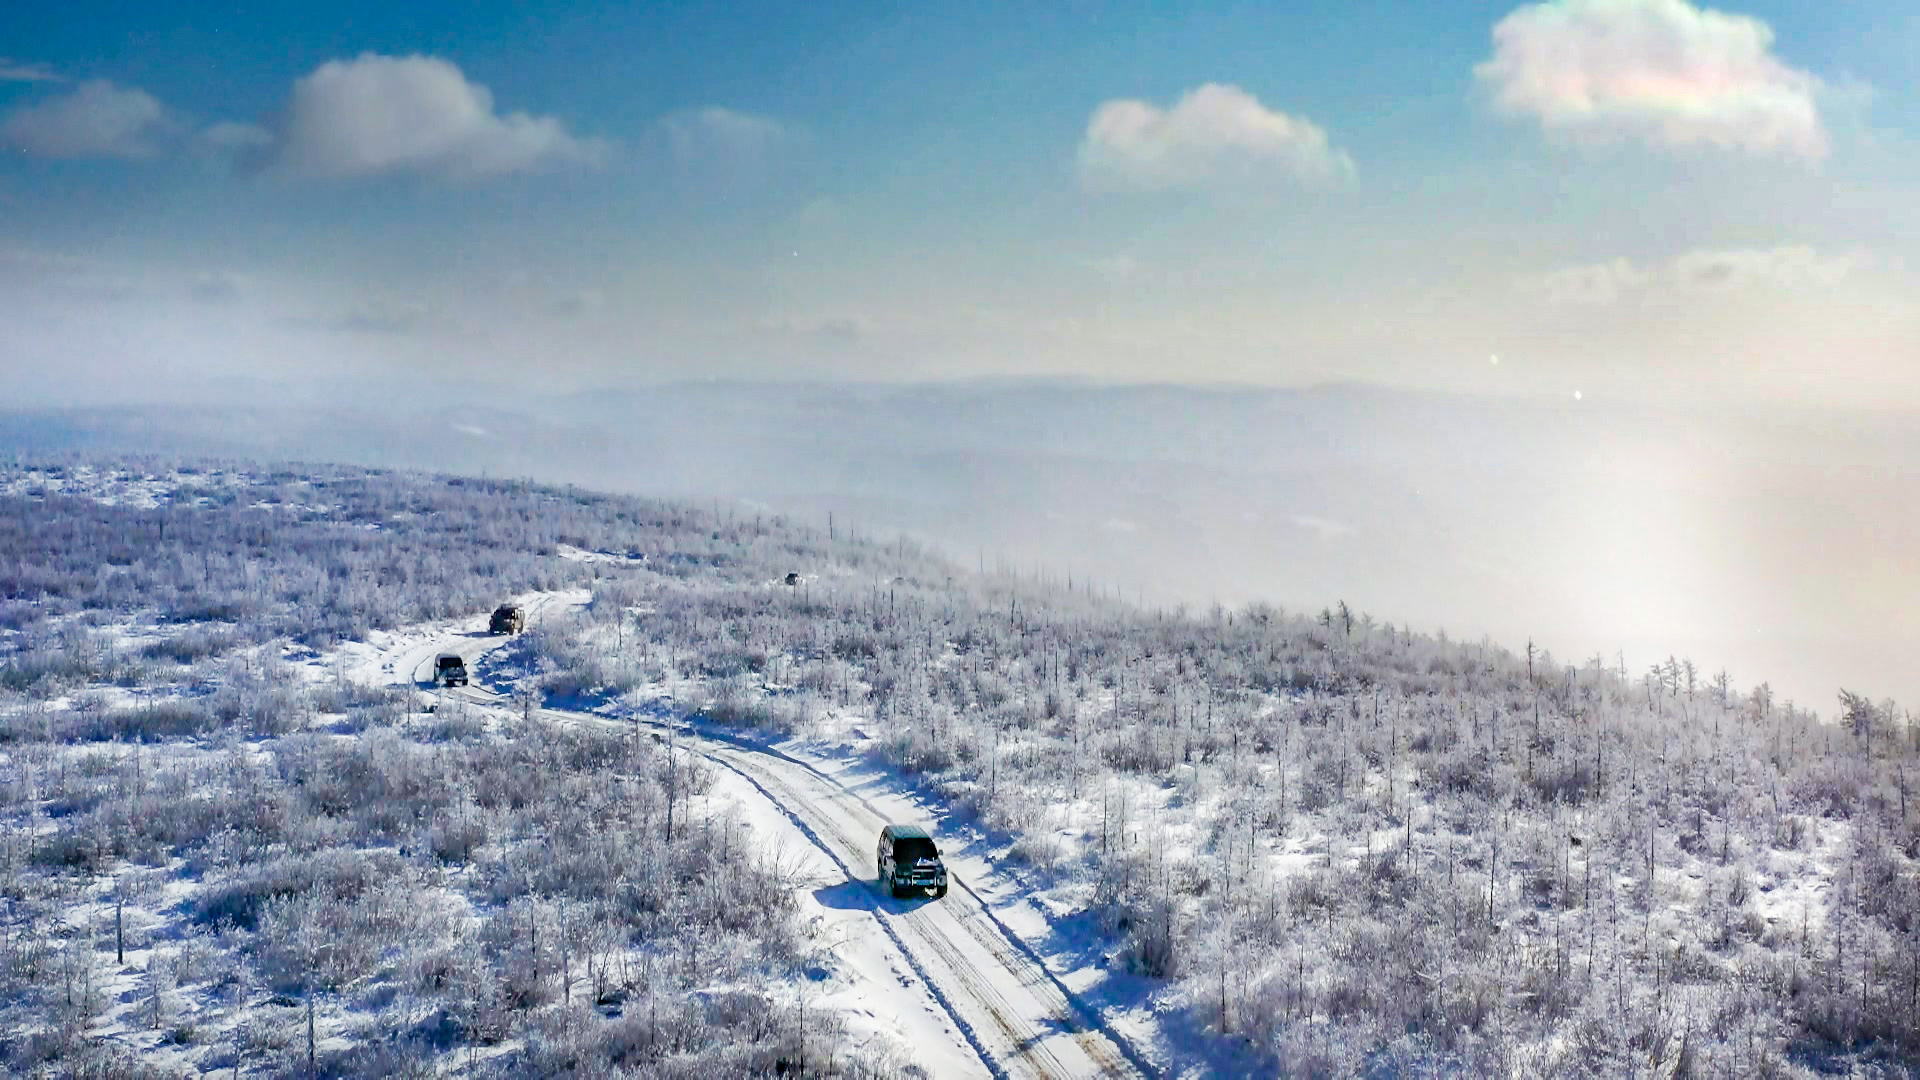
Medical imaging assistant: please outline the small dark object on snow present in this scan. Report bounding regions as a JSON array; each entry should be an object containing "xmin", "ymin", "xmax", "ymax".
[
  {"xmin": 1569, "ymin": 835, "xmax": 1584, "ymax": 847},
  {"xmin": 783, "ymin": 572, "xmax": 800, "ymax": 586},
  {"xmin": 877, "ymin": 824, "xmax": 948, "ymax": 899},
  {"xmin": 490, "ymin": 604, "xmax": 525, "ymax": 634}
]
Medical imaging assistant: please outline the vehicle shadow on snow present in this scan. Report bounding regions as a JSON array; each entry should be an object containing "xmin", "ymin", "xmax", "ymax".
[{"xmin": 812, "ymin": 878, "xmax": 937, "ymax": 914}]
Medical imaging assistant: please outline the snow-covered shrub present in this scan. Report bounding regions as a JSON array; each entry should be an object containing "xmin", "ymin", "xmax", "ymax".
[{"xmin": 7, "ymin": 455, "xmax": 1918, "ymax": 1075}]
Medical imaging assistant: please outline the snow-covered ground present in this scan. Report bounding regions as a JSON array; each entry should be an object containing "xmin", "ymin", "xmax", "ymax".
[
  {"xmin": 363, "ymin": 603, "xmax": 1157, "ymax": 1078},
  {"xmin": 703, "ymin": 756, "xmax": 993, "ymax": 1079},
  {"xmin": 13, "ymin": 457, "xmax": 1909, "ymax": 1075},
  {"xmin": 0, "ymin": 463, "xmax": 266, "ymax": 508},
  {"xmin": 315, "ymin": 589, "xmax": 586, "ymax": 690}
]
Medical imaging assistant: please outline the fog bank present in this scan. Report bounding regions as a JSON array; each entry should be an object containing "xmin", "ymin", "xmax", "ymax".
[{"xmin": 5, "ymin": 380, "xmax": 1912, "ymax": 713}]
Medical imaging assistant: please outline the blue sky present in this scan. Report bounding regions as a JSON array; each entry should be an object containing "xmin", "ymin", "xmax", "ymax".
[{"xmin": 4, "ymin": 0, "xmax": 1919, "ymax": 405}]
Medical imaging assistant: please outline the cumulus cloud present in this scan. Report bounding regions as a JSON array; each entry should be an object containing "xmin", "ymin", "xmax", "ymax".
[
  {"xmin": 1523, "ymin": 246, "xmax": 1859, "ymax": 304},
  {"xmin": 271, "ymin": 53, "xmax": 604, "ymax": 180},
  {"xmin": 2, "ymin": 80, "xmax": 168, "ymax": 159},
  {"xmin": 0, "ymin": 58, "xmax": 61, "ymax": 83},
  {"xmin": 1078, "ymin": 83, "xmax": 1354, "ymax": 192},
  {"xmin": 1478, "ymin": 0, "xmax": 1827, "ymax": 159}
]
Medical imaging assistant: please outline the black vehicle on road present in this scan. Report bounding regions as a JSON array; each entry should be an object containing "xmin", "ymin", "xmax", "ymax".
[
  {"xmin": 490, "ymin": 604, "xmax": 526, "ymax": 634},
  {"xmin": 877, "ymin": 824, "xmax": 948, "ymax": 898}
]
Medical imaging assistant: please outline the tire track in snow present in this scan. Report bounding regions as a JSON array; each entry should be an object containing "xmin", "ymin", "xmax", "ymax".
[
  {"xmin": 446, "ymin": 683, "xmax": 1003, "ymax": 1080},
  {"xmin": 905, "ymin": 905, "xmax": 1076, "ymax": 1080},
  {"xmin": 713, "ymin": 747, "xmax": 1144, "ymax": 1079},
  {"xmin": 943, "ymin": 889, "xmax": 1141, "ymax": 1079},
  {"xmin": 440, "ymin": 622, "xmax": 1150, "ymax": 1078},
  {"xmin": 711, "ymin": 741, "xmax": 1155, "ymax": 1079},
  {"xmin": 692, "ymin": 747, "xmax": 1013, "ymax": 1080},
  {"xmin": 716, "ymin": 749, "xmax": 1082, "ymax": 1080}
]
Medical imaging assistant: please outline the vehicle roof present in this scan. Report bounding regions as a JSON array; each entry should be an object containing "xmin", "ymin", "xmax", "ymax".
[
  {"xmin": 884, "ymin": 824, "xmax": 931, "ymax": 840},
  {"xmin": 494, "ymin": 604, "xmax": 519, "ymax": 612},
  {"xmin": 436, "ymin": 653, "xmax": 464, "ymax": 662}
]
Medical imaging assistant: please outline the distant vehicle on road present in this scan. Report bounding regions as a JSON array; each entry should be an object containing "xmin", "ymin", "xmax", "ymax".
[
  {"xmin": 489, "ymin": 604, "xmax": 526, "ymax": 634},
  {"xmin": 434, "ymin": 653, "xmax": 468, "ymax": 687},
  {"xmin": 877, "ymin": 824, "xmax": 948, "ymax": 898}
]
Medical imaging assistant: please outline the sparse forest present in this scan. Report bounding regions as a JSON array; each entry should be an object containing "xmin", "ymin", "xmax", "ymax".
[
  {"xmin": 520, "ymin": 491, "xmax": 1920, "ymax": 1076},
  {"xmin": 3, "ymin": 456, "xmax": 1917, "ymax": 1077},
  {"xmin": 0, "ymin": 460, "xmax": 898, "ymax": 1078}
]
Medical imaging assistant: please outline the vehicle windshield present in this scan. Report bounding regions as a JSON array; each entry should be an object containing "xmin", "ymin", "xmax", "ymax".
[
  {"xmin": 437, "ymin": 657, "xmax": 463, "ymax": 669},
  {"xmin": 894, "ymin": 838, "xmax": 938, "ymax": 862}
]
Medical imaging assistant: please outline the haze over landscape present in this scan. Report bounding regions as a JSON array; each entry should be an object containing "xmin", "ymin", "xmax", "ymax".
[{"xmin": 7, "ymin": 383, "xmax": 1917, "ymax": 714}]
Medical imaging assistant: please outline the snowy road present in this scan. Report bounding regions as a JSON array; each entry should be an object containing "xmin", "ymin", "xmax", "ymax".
[
  {"xmin": 392, "ymin": 607, "xmax": 1152, "ymax": 1079},
  {"xmin": 691, "ymin": 740, "xmax": 1149, "ymax": 1080}
]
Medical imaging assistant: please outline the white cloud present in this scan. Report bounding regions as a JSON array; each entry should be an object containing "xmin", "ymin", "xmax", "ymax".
[
  {"xmin": 272, "ymin": 53, "xmax": 604, "ymax": 180},
  {"xmin": 660, "ymin": 106, "xmax": 791, "ymax": 166},
  {"xmin": 1523, "ymin": 246, "xmax": 1859, "ymax": 304},
  {"xmin": 1667, "ymin": 246, "xmax": 1856, "ymax": 290},
  {"xmin": 2, "ymin": 80, "xmax": 167, "ymax": 159},
  {"xmin": 1078, "ymin": 83, "xmax": 1354, "ymax": 192},
  {"xmin": 1478, "ymin": 0, "xmax": 1827, "ymax": 159},
  {"xmin": 0, "ymin": 58, "xmax": 61, "ymax": 83}
]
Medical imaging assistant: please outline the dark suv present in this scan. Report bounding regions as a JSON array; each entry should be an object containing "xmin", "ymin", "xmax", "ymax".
[
  {"xmin": 434, "ymin": 654, "xmax": 469, "ymax": 687},
  {"xmin": 490, "ymin": 605, "xmax": 525, "ymax": 634},
  {"xmin": 877, "ymin": 824, "xmax": 947, "ymax": 898}
]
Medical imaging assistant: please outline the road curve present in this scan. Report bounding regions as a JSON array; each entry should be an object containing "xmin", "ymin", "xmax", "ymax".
[{"xmin": 429, "ymin": 621, "xmax": 1151, "ymax": 1079}]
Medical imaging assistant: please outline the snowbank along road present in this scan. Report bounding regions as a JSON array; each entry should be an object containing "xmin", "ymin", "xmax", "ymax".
[{"xmin": 413, "ymin": 605, "xmax": 1153, "ymax": 1080}]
